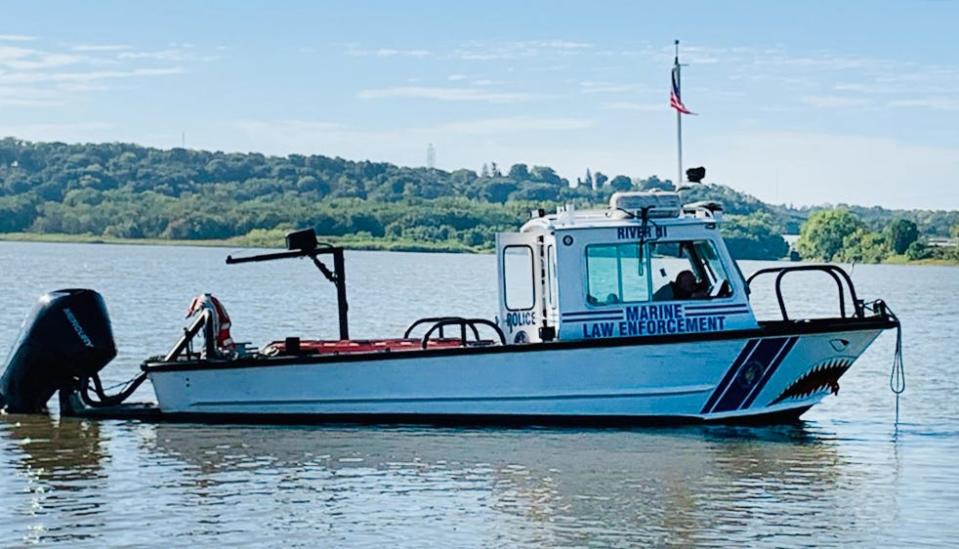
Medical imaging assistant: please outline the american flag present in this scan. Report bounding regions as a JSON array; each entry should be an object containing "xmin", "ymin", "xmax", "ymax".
[{"xmin": 670, "ymin": 65, "xmax": 693, "ymax": 114}]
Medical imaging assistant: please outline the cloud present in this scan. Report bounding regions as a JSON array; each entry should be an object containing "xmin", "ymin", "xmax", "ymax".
[
  {"xmin": 0, "ymin": 34, "xmax": 35, "ymax": 42},
  {"xmin": 358, "ymin": 86, "xmax": 532, "ymax": 103},
  {"xmin": 888, "ymin": 98, "xmax": 959, "ymax": 112},
  {"xmin": 447, "ymin": 74, "xmax": 467, "ymax": 81},
  {"xmin": 0, "ymin": 85, "xmax": 65, "ymax": 107},
  {"xmin": 0, "ymin": 40, "xmax": 216, "ymax": 107},
  {"xmin": 236, "ymin": 120, "xmax": 343, "ymax": 133},
  {"xmin": 833, "ymin": 82, "xmax": 899, "ymax": 94},
  {"xmin": 0, "ymin": 67, "xmax": 183, "ymax": 85},
  {"xmin": 750, "ymin": 52, "xmax": 881, "ymax": 72},
  {"xmin": 240, "ymin": 116, "xmax": 591, "ymax": 136},
  {"xmin": 0, "ymin": 45, "xmax": 36, "ymax": 61},
  {"xmin": 618, "ymin": 43, "xmax": 724, "ymax": 65},
  {"xmin": 70, "ymin": 44, "xmax": 132, "ymax": 52},
  {"xmin": 375, "ymin": 48, "xmax": 431, "ymax": 57},
  {"xmin": 452, "ymin": 39, "xmax": 592, "ymax": 61},
  {"xmin": 430, "ymin": 116, "xmax": 594, "ymax": 134},
  {"xmin": 602, "ymin": 101, "xmax": 664, "ymax": 112},
  {"xmin": 233, "ymin": 116, "xmax": 594, "ymax": 154},
  {"xmin": 580, "ymin": 80, "xmax": 647, "ymax": 94},
  {"xmin": 835, "ymin": 76, "xmax": 959, "ymax": 96},
  {"xmin": 678, "ymin": 46, "xmax": 721, "ymax": 65},
  {"xmin": 3, "ymin": 53, "xmax": 86, "ymax": 70},
  {"xmin": 118, "ymin": 48, "xmax": 218, "ymax": 62},
  {"xmin": 800, "ymin": 95, "xmax": 873, "ymax": 109},
  {"xmin": 347, "ymin": 46, "xmax": 432, "ymax": 58},
  {"xmin": 530, "ymin": 40, "xmax": 592, "ymax": 50}
]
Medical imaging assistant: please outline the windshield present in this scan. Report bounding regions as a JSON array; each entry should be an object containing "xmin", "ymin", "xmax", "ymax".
[{"xmin": 586, "ymin": 240, "xmax": 732, "ymax": 305}]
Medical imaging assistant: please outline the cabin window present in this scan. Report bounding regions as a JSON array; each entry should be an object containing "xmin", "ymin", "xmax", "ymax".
[
  {"xmin": 503, "ymin": 245, "xmax": 535, "ymax": 310},
  {"xmin": 585, "ymin": 240, "xmax": 732, "ymax": 305},
  {"xmin": 585, "ymin": 243, "xmax": 650, "ymax": 305},
  {"xmin": 649, "ymin": 240, "xmax": 733, "ymax": 301}
]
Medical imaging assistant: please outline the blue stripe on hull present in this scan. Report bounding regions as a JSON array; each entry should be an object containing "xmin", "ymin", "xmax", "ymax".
[
  {"xmin": 701, "ymin": 337, "xmax": 800, "ymax": 415},
  {"xmin": 711, "ymin": 337, "xmax": 791, "ymax": 413},
  {"xmin": 739, "ymin": 336, "xmax": 799, "ymax": 410},
  {"xmin": 700, "ymin": 339, "xmax": 759, "ymax": 414}
]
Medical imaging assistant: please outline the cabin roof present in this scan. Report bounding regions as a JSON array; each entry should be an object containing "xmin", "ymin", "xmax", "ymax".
[{"xmin": 520, "ymin": 202, "xmax": 721, "ymax": 233}]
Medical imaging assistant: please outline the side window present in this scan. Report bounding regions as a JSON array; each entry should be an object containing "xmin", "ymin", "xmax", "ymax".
[
  {"xmin": 695, "ymin": 241, "xmax": 734, "ymax": 298},
  {"xmin": 503, "ymin": 246, "xmax": 534, "ymax": 310},
  {"xmin": 649, "ymin": 240, "xmax": 733, "ymax": 301},
  {"xmin": 586, "ymin": 245, "xmax": 620, "ymax": 305},
  {"xmin": 649, "ymin": 242, "xmax": 692, "ymax": 300},
  {"xmin": 585, "ymin": 243, "xmax": 650, "ymax": 305}
]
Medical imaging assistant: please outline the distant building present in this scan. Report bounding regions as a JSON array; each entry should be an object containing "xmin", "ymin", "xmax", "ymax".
[{"xmin": 929, "ymin": 237, "xmax": 958, "ymax": 248}]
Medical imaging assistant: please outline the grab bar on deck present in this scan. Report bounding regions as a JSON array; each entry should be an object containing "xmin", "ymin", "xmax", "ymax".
[{"xmin": 746, "ymin": 265, "xmax": 864, "ymax": 321}]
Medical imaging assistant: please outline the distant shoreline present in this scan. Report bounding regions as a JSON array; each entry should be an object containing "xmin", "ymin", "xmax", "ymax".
[
  {"xmin": 0, "ymin": 232, "xmax": 487, "ymax": 255},
  {"xmin": 2, "ymin": 232, "xmax": 956, "ymax": 266}
]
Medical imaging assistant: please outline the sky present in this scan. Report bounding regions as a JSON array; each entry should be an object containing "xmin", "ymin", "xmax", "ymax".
[{"xmin": 1, "ymin": 0, "xmax": 958, "ymax": 210}]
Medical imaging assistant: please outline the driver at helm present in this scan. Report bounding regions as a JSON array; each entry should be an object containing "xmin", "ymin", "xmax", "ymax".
[{"xmin": 653, "ymin": 270, "xmax": 708, "ymax": 301}]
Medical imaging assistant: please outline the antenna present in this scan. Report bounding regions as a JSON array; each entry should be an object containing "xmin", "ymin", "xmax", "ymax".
[{"xmin": 426, "ymin": 143, "xmax": 435, "ymax": 169}]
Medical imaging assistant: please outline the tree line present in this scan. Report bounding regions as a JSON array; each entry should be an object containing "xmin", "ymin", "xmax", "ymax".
[
  {"xmin": 797, "ymin": 209, "xmax": 959, "ymax": 263},
  {"xmin": 0, "ymin": 138, "xmax": 955, "ymax": 261}
]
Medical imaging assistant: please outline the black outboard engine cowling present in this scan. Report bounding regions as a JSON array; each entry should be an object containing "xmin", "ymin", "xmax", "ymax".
[{"xmin": 0, "ymin": 289, "xmax": 117, "ymax": 413}]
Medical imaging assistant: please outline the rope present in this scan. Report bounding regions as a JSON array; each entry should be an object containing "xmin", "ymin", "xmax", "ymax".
[
  {"xmin": 81, "ymin": 371, "xmax": 148, "ymax": 408},
  {"xmin": 886, "ymin": 304, "xmax": 906, "ymax": 423}
]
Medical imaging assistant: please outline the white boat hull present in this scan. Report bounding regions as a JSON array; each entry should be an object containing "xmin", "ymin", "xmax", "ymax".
[{"xmin": 145, "ymin": 324, "xmax": 885, "ymax": 424}]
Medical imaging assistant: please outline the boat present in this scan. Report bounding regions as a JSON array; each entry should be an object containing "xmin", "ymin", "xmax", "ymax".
[{"xmin": 0, "ymin": 191, "xmax": 900, "ymax": 425}]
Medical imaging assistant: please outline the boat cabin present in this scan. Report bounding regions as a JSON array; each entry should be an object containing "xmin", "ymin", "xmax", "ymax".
[
  {"xmin": 495, "ymin": 191, "xmax": 758, "ymax": 344},
  {"xmin": 144, "ymin": 192, "xmax": 761, "ymax": 365}
]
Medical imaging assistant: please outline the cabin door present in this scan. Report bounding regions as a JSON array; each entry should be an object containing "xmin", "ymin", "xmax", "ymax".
[{"xmin": 496, "ymin": 233, "xmax": 546, "ymax": 344}]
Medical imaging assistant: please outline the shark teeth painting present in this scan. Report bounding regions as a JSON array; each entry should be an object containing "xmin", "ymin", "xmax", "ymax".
[{"xmin": 770, "ymin": 359, "xmax": 854, "ymax": 405}]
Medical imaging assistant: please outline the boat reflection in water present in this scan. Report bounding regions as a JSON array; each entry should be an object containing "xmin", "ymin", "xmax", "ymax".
[
  {"xmin": 2, "ymin": 414, "xmax": 106, "ymax": 480},
  {"xmin": 0, "ymin": 411, "xmax": 903, "ymax": 546},
  {"xmin": 0, "ymin": 414, "xmax": 108, "ymax": 544},
  {"xmin": 140, "ymin": 422, "xmax": 864, "ymax": 546}
]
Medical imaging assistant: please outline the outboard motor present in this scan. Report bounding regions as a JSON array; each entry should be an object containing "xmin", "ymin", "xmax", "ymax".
[{"xmin": 0, "ymin": 289, "xmax": 117, "ymax": 413}]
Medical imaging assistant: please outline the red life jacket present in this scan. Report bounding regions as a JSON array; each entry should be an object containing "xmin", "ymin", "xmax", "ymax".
[{"xmin": 186, "ymin": 294, "xmax": 234, "ymax": 355}]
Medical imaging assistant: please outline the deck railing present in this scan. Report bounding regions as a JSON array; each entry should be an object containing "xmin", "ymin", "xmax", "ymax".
[
  {"xmin": 746, "ymin": 265, "xmax": 865, "ymax": 321},
  {"xmin": 404, "ymin": 317, "xmax": 507, "ymax": 349}
]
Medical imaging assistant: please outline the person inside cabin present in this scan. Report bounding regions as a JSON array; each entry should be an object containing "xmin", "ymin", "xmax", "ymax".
[{"xmin": 653, "ymin": 270, "xmax": 708, "ymax": 301}]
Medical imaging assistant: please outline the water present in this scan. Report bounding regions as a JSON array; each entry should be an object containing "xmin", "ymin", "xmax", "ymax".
[{"xmin": 0, "ymin": 241, "xmax": 957, "ymax": 547}]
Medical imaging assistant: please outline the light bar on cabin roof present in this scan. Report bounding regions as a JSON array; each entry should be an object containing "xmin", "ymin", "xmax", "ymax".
[{"xmin": 609, "ymin": 191, "xmax": 682, "ymax": 218}]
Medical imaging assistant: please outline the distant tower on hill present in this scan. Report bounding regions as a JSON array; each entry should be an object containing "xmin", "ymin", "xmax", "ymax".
[{"xmin": 426, "ymin": 143, "xmax": 436, "ymax": 169}]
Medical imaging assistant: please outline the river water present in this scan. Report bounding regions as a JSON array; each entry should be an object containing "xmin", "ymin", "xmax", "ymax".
[{"xmin": 0, "ymin": 241, "xmax": 956, "ymax": 547}]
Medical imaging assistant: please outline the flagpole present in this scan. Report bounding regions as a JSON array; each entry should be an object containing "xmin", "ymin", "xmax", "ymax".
[{"xmin": 675, "ymin": 39, "xmax": 682, "ymax": 190}]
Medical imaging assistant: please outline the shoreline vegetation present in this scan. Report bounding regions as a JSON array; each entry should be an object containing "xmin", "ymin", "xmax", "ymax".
[
  {"xmin": 4, "ymin": 231, "xmax": 957, "ymax": 266},
  {"xmin": 1, "ymin": 138, "xmax": 957, "ymax": 265},
  {"xmin": 0, "ymin": 230, "xmax": 483, "ymax": 254}
]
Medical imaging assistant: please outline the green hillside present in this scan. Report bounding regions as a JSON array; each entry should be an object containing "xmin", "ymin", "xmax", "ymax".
[{"xmin": 0, "ymin": 138, "xmax": 956, "ymax": 262}]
